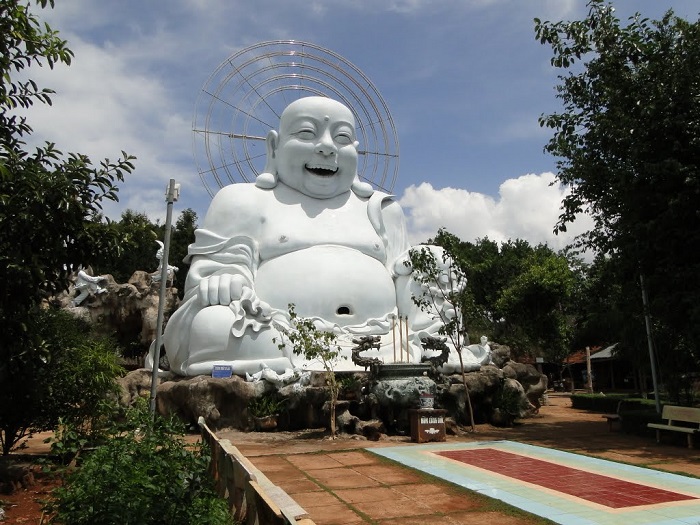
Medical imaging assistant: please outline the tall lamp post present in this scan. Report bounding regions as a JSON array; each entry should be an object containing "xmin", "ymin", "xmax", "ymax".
[{"xmin": 149, "ymin": 179, "xmax": 180, "ymax": 418}]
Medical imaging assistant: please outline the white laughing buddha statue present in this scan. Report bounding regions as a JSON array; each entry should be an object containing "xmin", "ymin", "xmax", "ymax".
[{"xmin": 161, "ymin": 96, "xmax": 481, "ymax": 376}]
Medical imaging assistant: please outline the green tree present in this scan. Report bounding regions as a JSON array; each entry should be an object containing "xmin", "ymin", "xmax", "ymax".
[
  {"xmin": 276, "ymin": 304, "xmax": 343, "ymax": 437},
  {"xmin": 0, "ymin": 0, "xmax": 135, "ymax": 451},
  {"xmin": 409, "ymin": 230, "xmax": 476, "ymax": 430},
  {"xmin": 535, "ymin": 1, "xmax": 700, "ymax": 389},
  {"xmin": 170, "ymin": 208, "xmax": 198, "ymax": 295},
  {"xmin": 92, "ymin": 208, "xmax": 195, "ymax": 290},
  {"xmin": 574, "ymin": 255, "xmax": 692, "ymax": 400},
  {"xmin": 494, "ymin": 244, "xmax": 577, "ymax": 365},
  {"xmin": 427, "ymin": 232, "xmax": 578, "ymax": 364},
  {"xmin": 93, "ymin": 210, "xmax": 161, "ymax": 282}
]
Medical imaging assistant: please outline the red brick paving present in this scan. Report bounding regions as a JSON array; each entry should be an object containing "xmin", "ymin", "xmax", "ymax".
[{"xmin": 438, "ymin": 447, "xmax": 697, "ymax": 508}]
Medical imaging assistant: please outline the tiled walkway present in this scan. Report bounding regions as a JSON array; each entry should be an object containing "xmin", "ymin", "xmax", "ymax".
[
  {"xmin": 250, "ymin": 446, "xmax": 538, "ymax": 524},
  {"xmin": 222, "ymin": 394, "xmax": 700, "ymax": 524},
  {"xmin": 371, "ymin": 441, "xmax": 700, "ymax": 524}
]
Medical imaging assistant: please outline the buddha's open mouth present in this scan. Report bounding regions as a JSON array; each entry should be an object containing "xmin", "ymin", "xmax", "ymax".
[{"xmin": 305, "ymin": 164, "xmax": 338, "ymax": 177}]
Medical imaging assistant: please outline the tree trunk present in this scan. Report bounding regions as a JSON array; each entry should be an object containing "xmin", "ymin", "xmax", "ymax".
[{"xmin": 458, "ymin": 354, "xmax": 476, "ymax": 432}]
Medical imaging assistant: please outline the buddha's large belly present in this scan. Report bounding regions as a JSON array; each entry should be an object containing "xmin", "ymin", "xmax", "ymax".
[{"xmin": 255, "ymin": 245, "xmax": 396, "ymax": 326}]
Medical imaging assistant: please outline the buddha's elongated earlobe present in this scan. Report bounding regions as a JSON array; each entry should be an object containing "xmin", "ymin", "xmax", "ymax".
[
  {"xmin": 351, "ymin": 178, "xmax": 374, "ymax": 198},
  {"xmin": 255, "ymin": 172, "xmax": 277, "ymax": 188},
  {"xmin": 256, "ymin": 130, "xmax": 280, "ymax": 189}
]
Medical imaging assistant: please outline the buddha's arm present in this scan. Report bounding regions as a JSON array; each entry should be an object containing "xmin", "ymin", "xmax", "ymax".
[
  {"xmin": 183, "ymin": 185, "xmax": 269, "ymax": 309},
  {"xmin": 184, "ymin": 233, "xmax": 261, "ymax": 309},
  {"xmin": 367, "ymin": 196, "xmax": 411, "ymax": 276}
]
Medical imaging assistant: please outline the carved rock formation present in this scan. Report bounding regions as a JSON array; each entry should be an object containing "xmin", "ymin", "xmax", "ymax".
[{"xmin": 53, "ymin": 271, "xmax": 180, "ymax": 359}]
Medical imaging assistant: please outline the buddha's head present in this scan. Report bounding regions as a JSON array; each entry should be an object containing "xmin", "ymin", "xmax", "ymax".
[{"xmin": 256, "ymin": 96, "xmax": 372, "ymax": 198}]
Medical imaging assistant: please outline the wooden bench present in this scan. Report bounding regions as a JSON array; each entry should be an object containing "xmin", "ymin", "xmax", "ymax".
[
  {"xmin": 647, "ymin": 405, "xmax": 700, "ymax": 449},
  {"xmin": 602, "ymin": 401, "xmax": 623, "ymax": 432}
]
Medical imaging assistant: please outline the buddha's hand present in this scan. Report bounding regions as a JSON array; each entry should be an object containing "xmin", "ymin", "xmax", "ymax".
[{"xmin": 197, "ymin": 274, "xmax": 272, "ymax": 316}]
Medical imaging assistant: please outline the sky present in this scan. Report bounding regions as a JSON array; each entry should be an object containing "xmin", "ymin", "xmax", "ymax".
[{"xmin": 17, "ymin": 0, "xmax": 700, "ymax": 257}]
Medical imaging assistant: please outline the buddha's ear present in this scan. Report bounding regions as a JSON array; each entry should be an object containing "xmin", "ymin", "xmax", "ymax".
[
  {"xmin": 351, "ymin": 178, "xmax": 374, "ymax": 198},
  {"xmin": 266, "ymin": 129, "xmax": 279, "ymax": 160},
  {"xmin": 256, "ymin": 130, "xmax": 279, "ymax": 189}
]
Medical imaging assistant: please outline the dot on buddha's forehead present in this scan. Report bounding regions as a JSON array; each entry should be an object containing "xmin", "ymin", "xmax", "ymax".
[{"xmin": 324, "ymin": 115, "xmax": 330, "ymax": 121}]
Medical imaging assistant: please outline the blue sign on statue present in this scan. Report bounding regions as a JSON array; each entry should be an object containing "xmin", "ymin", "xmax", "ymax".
[{"xmin": 212, "ymin": 365, "xmax": 233, "ymax": 378}]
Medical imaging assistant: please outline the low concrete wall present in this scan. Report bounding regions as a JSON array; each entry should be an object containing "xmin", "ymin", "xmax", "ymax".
[{"xmin": 198, "ymin": 417, "xmax": 316, "ymax": 525}]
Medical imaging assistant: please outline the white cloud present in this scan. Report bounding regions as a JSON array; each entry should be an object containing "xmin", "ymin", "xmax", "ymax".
[
  {"xmin": 399, "ymin": 172, "xmax": 594, "ymax": 256},
  {"xmin": 15, "ymin": 35, "xmax": 203, "ymax": 223}
]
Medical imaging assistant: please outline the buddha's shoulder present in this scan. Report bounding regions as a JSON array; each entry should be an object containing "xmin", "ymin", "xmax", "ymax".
[
  {"xmin": 208, "ymin": 183, "xmax": 275, "ymax": 210},
  {"xmin": 211, "ymin": 182, "xmax": 269, "ymax": 200}
]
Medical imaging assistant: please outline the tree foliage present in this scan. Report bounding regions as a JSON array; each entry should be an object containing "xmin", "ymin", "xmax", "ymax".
[
  {"xmin": 424, "ymin": 230, "xmax": 578, "ymax": 365},
  {"xmin": 494, "ymin": 245, "xmax": 577, "ymax": 363},
  {"xmin": 170, "ymin": 208, "xmax": 197, "ymax": 295},
  {"xmin": 91, "ymin": 207, "xmax": 196, "ymax": 287},
  {"xmin": 0, "ymin": 0, "xmax": 135, "ymax": 452},
  {"xmin": 92, "ymin": 210, "xmax": 161, "ymax": 282},
  {"xmin": 0, "ymin": 0, "xmax": 135, "ymax": 323},
  {"xmin": 535, "ymin": 1, "xmax": 700, "ymax": 386}
]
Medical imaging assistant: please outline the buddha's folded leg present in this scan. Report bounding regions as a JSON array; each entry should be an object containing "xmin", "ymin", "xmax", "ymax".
[
  {"xmin": 184, "ymin": 357, "xmax": 294, "ymax": 376},
  {"xmin": 174, "ymin": 304, "xmax": 293, "ymax": 375}
]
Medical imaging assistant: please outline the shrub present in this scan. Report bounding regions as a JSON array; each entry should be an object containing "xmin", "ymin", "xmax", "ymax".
[
  {"xmin": 0, "ymin": 308, "xmax": 124, "ymax": 455},
  {"xmin": 247, "ymin": 392, "xmax": 287, "ymax": 418},
  {"xmin": 48, "ymin": 401, "xmax": 232, "ymax": 525},
  {"xmin": 570, "ymin": 393, "xmax": 653, "ymax": 413},
  {"xmin": 620, "ymin": 409, "xmax": 661, "ymax": 436}
]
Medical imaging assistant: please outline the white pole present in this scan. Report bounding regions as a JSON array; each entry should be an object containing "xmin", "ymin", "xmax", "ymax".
[
  {"xmin": 404, "ymin": 315, "xmax": 409, "ymax": 362},
  {"xmin": 392, "ymin": 315, "xmax": 396, "ymax": 363},
  {"xmin": 149, "ymin": 179, "xmax": 179, "ymax": 418},
  {"xmin": 398, "ymin": 316, "xmax": 404, "ymax": 363}
]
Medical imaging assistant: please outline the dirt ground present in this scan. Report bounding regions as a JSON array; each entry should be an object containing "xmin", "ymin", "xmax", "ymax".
[
  {"xmin": 0, "ymin": 470, "xmax": 57, "ymax": 524},
  {"xmin": 1, "ymin": 431, "xmax": 57, "ymax": 524}
]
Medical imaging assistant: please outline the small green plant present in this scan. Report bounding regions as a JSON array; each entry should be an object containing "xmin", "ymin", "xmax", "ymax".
[
  {"xmin": 493, "ymin": 382, "xmax": 522, "ymax": 416},
  {"xmin": 276, "ymin": 304, "xmax": 343, "ymax": 437},
  {"xmin": 338, "ymin": 374, "xmax": 362, "ymax": 399},
  {"xmin": 247, "ymin": 392, "xmax": 287, "ymax": 419},
  {"xmin": 47, "ymin": 399, "xmax": 233, "ymax": 525}
]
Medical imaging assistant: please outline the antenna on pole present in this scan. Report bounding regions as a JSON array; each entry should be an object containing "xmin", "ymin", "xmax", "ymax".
[{"xmin": 149, "ymin": 179, "xmax": 180, "ymax": 418}]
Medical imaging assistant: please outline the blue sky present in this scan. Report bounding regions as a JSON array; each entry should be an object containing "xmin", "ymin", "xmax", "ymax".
[{"xmin": 20, "ymin": 0, "xmax": 700, "ymax": 256}]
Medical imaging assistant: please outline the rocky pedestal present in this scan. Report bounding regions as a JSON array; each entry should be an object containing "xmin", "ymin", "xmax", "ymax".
[{"xmin": 117, "ymin": 344, "xmax": 547, "ymax": 437}]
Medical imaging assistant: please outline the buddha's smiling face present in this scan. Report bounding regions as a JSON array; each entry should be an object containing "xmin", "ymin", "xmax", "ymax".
[{"xmin": 272, "ymin": 97, "xmax": 359, "ymax": 199}]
